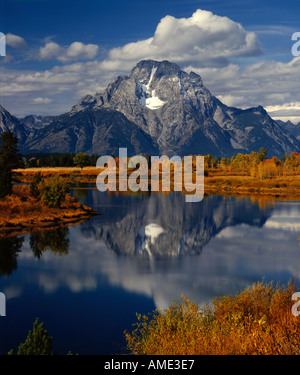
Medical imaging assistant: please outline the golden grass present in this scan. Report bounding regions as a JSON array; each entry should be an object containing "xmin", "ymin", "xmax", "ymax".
[
  {"xmin": 0, "ymin": 185, "xmax": 98, "ymax": 233},
  {"xmin": 125, "ymin": 281, "xmax": 300, "ymax": 355},
  {"xmin": 204, "ymin": 175, "xmax": 300, "ymax": 197},
  {"xmin": 13, "ymin": 167, "xmax": 300, "ymax": 198}
]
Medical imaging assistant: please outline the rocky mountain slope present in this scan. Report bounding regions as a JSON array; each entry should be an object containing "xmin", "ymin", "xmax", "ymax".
[
  {"xmin": 2, "ymin": 59, "xmax": 300, "ymax": 157},
  {"xmin": 277, "ymin": 120, "xmax": 300, "ymax": 141},
  {"xmin": 23, "ymin": 107, "xmax": 158, "ymax": 155},
  {"xmin": 0, "ymin": 104, "xmax": 28, "ymax": 145},
  {"xmin": 70, "ymin": 59, "xmax": 300, "ymax": 157},
  {"xmin": 19, "ymin": 114, "xmax": 57, "ymax": 130}
]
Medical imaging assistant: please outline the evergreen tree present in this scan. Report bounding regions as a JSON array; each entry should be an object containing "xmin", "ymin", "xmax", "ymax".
[
  {"xmin": 8, "ymin": 318, "xmax": 53, "ymax": 355},
  {"xmin": 30, "ymin": 172, "xmax": 43, "ymax": 200},
  {"xmin": 0, "ymin": 131, "xmax": 24, "ymax": 198},
  {"xmin": 257, "ymin": 147, "xmax": 267, "ymax": 162},
  {"xmin": 0, "ymin": 157, "xmax": 12, "ymax": 199}
]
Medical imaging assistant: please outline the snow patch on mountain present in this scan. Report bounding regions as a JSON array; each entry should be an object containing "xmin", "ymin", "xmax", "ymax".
[
  {"xmin": 145, "ymin": 92, "xmax": 166, "ymax": 110},
  {"xmin": 145, "ymin": 223, "xmax": 164, "ymax": 244},
  {"xmin": 137, "ymin": 66, "xmax": 166, "ymax": 110},
  {"xmin": 230, "ymin": 138, "xmax": 244, "ymax": 149},
  {"xmin": 135, "ymin": 223, "xmax": 165, "ymax": 257}
]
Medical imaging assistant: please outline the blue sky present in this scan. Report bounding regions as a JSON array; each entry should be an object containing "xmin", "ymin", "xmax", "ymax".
[{"xmin": 0, "ymin": 0, "xmax": 300, "ymax": 122}]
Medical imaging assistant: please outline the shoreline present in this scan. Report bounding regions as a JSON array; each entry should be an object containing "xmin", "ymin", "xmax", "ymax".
[
  {"xmin": 2, "ymin": 168, "xmax": 300, "ymax": 236},
  {"xmin": 0, "ymin": 184, "xmax": 99, "ymax": 237},
  {"xmin": 0, "ymin": 207, "xmax": 99, "ymax": 237},
  {"xmin": 13, "ymin": 167, "xmax": 300, "ymax": 198},
  {"xmin": 204, "ymin": 175, "xmax": 300, "ymax": 198}
]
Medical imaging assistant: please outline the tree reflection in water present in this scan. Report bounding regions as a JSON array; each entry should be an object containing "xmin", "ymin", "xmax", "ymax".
[
  {"xmin": 30, "ymin": 227, "xmax": 70, "ymax": 259},
  {"xmin": 0, "ymin": 236, "xmax": 24, "ymax": 276},
  {"xmin": 0, "ymin": 227, "xmax": 70, "ymax": 277}
]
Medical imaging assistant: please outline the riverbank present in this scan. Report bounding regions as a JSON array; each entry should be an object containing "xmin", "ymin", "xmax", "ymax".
[
  {"xmin": 204, "ymin": 175, "xmax": 300, "ymax": 198},
  {"xmin": 13, "ymin": 167, "xmax": 300, "ymax": 198},
  {"xmin": 0, "ymin": 185, "xmax": 99, "ymax": 236}
]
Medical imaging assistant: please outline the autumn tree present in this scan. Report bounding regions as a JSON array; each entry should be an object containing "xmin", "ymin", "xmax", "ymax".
[
  {"xmin": 73, "ymin": 152, "xmax": 90, "ymax": 168},
  {"xmin": 38, "ymin": 175, "xmax": 70, "ymax": 208},
  {"xmin": 204, "ymin": 154, "xmax": 213, "ymax": 169},
  {"xmin": 212, "ymin": 156, "xmax": 219, "ymax": 168}
]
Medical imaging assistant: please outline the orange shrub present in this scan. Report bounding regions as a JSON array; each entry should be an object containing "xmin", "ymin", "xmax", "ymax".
[{"xmin": 125, "ymin": 281, "xmax": 300, "ymax": 355}]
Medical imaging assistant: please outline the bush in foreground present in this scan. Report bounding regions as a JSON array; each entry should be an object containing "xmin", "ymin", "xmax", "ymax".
[
  {"xmin": 8, "ymin": 318, "xmax": 53, "ymax": 355},
  {"xmin": 8, "ymin": 317, "xmax": 75, "ymax": 355},
  {"xmin": 125, "ymin": 281, "xmax": 300, "ymax": 355}
]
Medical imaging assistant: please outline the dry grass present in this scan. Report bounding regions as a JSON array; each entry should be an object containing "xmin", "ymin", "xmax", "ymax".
[
  {"xmin": 13, "ymin": 166, "xmax": 99, "ymax": 176},
  {"xmin": 204, "ymin": 175, "xmax": 300, "ymax": 197},
  {"xmin": 13, "ymin": 167, "xmax": 300, "ymax": 197},
  {"xmin": 0, "ymin": 185, "xmax": 97, "ymax": 232},
  {"xmin": 125, "ymin": 281, "xmax": 300, "ymax": 355}
]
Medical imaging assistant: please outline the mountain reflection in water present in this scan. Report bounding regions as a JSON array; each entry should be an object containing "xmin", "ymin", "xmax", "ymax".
[
  {"xmin": 1, "ymin": 190, "xmax": 300, "ymax": 354},
  {"xmin": 79, "ymin": 192, "xmax": 272, "ymax": 258}
]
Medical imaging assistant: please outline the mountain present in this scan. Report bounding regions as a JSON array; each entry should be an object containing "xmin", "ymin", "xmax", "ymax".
[
  {"xmin": 70, "ymin": 59, "xmax": 300, "ymax": 157},
  {"xmin": 0, "ymin": 104, "xmax": 28, "ymax": 145},
  {"xmin": 4, "ymin": 59, "xmax": 300, "ymax": 157},
  {"xmin": 79, "ymin": 192, "xmax": 271, "ymax": 258},
  {"xmin": 277, "ymin": 120, "xmax": 300, "ymax": 141},
  {"xmin": 19, "ymin": 114, "xmax": 57, "ymax": 130},
  {"xmin": 23, "ymin": 107, "xmax": 158, "ymax": 155}
]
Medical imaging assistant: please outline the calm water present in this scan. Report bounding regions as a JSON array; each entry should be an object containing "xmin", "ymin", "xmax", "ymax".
[{"xmin": 0, "ymin": 189, "xmax": 300, "ymax": 354}]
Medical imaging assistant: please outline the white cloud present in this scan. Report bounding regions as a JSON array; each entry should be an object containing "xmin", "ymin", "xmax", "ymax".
[
  {"xmin": 58, "ymin": 42, "xmax": 99, "ymax": 63},
  {"xmin": 251, "ymin": 25, "xmax": 296, "ymax": 36},
  {"xmin": 216, "ymin": 94, "xmax": 246, "ymax": 107},
  {"xmin": 39, "ymin": 41, "xmax": 99, "ymax": 62},
  {"xmin": 102, "ymin": 9, "xmax": 261, "ymax": 68},
  {"xmin": 32, "ymin": 97, "xmax": 53, "ymax": 104},
  {"xmin": 1, "ymin": 9, "xmax": 299, "ymax": 122},
  {"xmin": 2, "ymin": 53, "xmax": 300, "ymax": 120},
  {"xmin": 187, "ymin": 56, "xmax": 300, "ymax": 120},
  {"xmin": 0, "ymin": 61, "xmax": 115, "ymax": 115},
  {"xmin": 39, "ymin": 42, "xmax": 62, "ymax": 61},
  {"xmin": 5, "ymin": 33, "xmax": 27, "ymax": 48}
]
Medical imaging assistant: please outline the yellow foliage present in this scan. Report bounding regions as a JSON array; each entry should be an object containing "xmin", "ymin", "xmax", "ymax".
[{"xmin": 125, "ymin": 281, "xmax": 300, "ymax": 355}]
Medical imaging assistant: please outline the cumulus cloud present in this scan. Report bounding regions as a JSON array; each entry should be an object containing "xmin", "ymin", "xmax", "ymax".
[
  {"xmin": 39, "ymin": 41, "xmax": 99, "ymax": 62},
  {"xmin": 32, "ymin": 97, "xmax": 53, "ymax": 104},
  {"xmin": 0, "ymin": 61, "xmax": 114, "ymax": 115},
  {"xmin": 59, "ymin": 42, "xmax": 99, "ymax": 62},
  {"xmin": 5, "ymin": 33, "xmax": 27, "ymax": 48},
  {"xmin": 101, "ymin": 9, "xmax": 261, "ymax": 68},
  {"xmin": 3, "ymin": 54, "xmax": 300, "ymax": 120},
  {"xmin": 39, "ymin": 41, "xmax": 62, "ymax": 61},
  {"xmin": 187, "ymin": 56, "xmax": 300, "ymax": 121},
  {"xmin": 1, "ymin": 9, "xmax": 299, "ymax": 122}
]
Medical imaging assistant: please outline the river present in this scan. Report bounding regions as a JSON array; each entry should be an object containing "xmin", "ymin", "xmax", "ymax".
[{"xmin": 0, "ymin": 188, "xmax": 300, "ymax": 354}]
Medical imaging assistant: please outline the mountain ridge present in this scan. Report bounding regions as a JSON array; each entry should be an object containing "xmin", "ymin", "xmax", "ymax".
[
  {"xmin": 0, "ymin": 104, "xmax": 29, "ymax": 145},
  {"xmin": 1, "ymin": 59, "xmax": 300, "ymax": 157}
]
